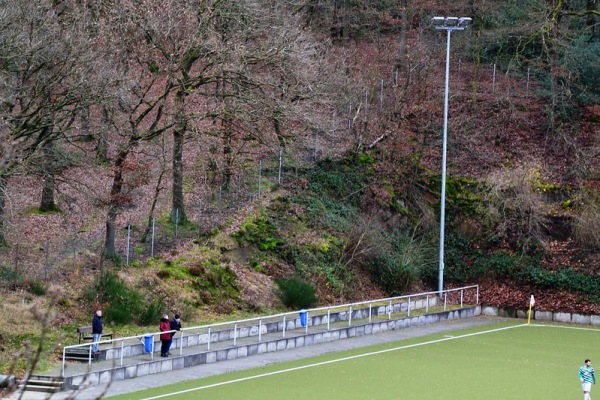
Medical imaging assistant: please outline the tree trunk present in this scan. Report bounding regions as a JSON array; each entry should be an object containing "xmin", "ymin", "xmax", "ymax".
[
  {"xmin": 222, "ymin": 124, "xmax": 233, "ymax": 190},
  {"xmin": 273, "ymin": 118, "xmax": 286, "ymax": 150},
  {"xmin": 39, "ymin": 140, "xmax": 57, "ymax": 212},
  {"xmin": 40, "ymin": 174, "xmax": 56, "ymax": 212},
  {"xmin": 171, "ymin": 88, "xmax": 187, "ymax": 224},
  {"xmin": 342, "ymin": 0, "xmax": 349, "ymax": 41},
  {"xmin": 96, "ymin": 106, "xmax": 109, "ymax": 163},
  {"xmin": 81, "ymin": 105, "xmax": 93, "ymax": 142},
  {"xmin": 169, "ymin": 50, "xmax": 200, "ymax": 224},
  {"xmin": 141, "ymin": 168, "xmax": 165, "ymax": 243},
  {"xmin": 587, "ymin": 0, "xmax": 598, "ymax": 34},
  {"xmin": 104, "ymin": 206, "xmax": 117, "ymax": 259},
  {"xmin": 398, "ymin": 0, "xmax": 408, "ymax": 71},
  {"xmin": 103, "ymin": 147, "xmax": 129, "ymax": 259},
  {"xmin": 0, "ymin": 175, "xmax": 7, "ymax": 247},
  {"xmin": 217, "ymin": 71, "xmax": 234, "ymax": 191},
  {"xmin": 396, "ymin": 0, "xmax": 410, "ymax": 110}
]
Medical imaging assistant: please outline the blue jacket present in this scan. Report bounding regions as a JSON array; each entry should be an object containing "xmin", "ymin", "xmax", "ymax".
[
  {"xmin": 169, "ymin": 318, "xmax": 181, "ymax": 338},
  {"xmin": 92, "ymin": 314, "xmax": 103, "ymax": 334}
]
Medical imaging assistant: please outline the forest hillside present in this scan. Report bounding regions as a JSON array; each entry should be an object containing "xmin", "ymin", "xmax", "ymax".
[{"xmin": 1, "ymin": 0, "xmax": 600, "ymax": 379}]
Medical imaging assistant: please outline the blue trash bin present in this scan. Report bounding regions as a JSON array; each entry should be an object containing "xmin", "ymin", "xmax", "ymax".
[
  {"xmin": 299, "ymin": 310, "xmax": 308, "ymax": 327},
  {"xmin": 143, "ymin": 334, "xmax": 153, "ymax": 353}
]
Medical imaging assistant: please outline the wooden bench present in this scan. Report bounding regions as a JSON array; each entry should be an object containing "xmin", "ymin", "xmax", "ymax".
[{"xmin": 76, "ymin": 326, "xmax": 113, "ymax": 344}]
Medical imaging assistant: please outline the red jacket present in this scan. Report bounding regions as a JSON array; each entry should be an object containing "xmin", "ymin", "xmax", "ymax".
[{"xmin": 159, "ymin": 319, "xmax": 170, "ymax": 340}]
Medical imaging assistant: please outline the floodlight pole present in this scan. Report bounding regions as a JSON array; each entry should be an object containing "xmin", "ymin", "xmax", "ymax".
[{"xmin": 432, "ymin": 17, "xmax": 471, "ymax": 297}]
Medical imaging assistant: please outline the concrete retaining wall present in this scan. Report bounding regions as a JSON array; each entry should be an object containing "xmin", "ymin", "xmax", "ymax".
[
  {"xmin": 481, "ymin": 306, "xmax": 600, "ymax": 325},
  {"xmin": 64, "ymin": 304, "xmax": 476, "ymax": 390}
]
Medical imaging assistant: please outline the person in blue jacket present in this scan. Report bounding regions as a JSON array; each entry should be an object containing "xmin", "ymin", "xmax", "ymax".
[
  {"xmin": 166, "ymin": 314, "xmax": 182, "ymax": 355},
  {"xmin": 91, "ymin": 310, "xmax": 103, "ymax": 355}
]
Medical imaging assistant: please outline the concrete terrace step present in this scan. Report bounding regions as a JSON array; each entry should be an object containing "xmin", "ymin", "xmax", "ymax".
[
  {"xmin": 52, "ymin": 306, "xmax": 480, "ymax": 391},
  {"xmin": 64, "ymin": 348, "xmax": 94, "ymax": 362},
  {"xmin": 19, "ymin": 375, "xmax": 64, "ymax": 393},
  {"xmin": 57, "ymin": 300, "xmax": 441, "ymax": 379}
]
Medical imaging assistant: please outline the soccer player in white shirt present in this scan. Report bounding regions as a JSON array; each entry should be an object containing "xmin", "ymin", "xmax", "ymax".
[{"xmin": 580, "ymin": 359, "xmax": 596, "ymax": 400}]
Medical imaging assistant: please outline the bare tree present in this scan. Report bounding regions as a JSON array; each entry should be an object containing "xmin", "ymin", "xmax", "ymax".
[
  {"xmin": 86, "ymin": 2, "xmax": 180, "ymax": 258},
  {"xmin": 0, "ymin": 0, "xmax": 101, "ymax": 246},
  {"xmin": 205, "ymin": 0, "xmax": 344, "ymax": 181},
  {"xmin": 131, "ymin": 0, "xmax": 344, "ymax": 224}
]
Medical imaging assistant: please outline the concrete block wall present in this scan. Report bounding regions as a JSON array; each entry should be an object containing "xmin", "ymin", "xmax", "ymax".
[
  {"xmin": 481, "ymin": 306, "xmax": 600, "ymax": 325},
  {"xmin": 63, "ymin": 305, "xmax": 478, "ymax": 390}
]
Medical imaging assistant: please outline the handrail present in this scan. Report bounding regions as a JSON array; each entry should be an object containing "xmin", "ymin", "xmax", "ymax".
[
  {"xmin": 62, "ymin": 328, "xmax": 177, "ymax": 377},
  {"xmin": 61, "ymin": 285, "xmax": 479, "ymax": 377}
]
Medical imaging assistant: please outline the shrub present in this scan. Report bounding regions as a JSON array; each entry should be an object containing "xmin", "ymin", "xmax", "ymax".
[
  {"xmin": 484, "ymin": 165, "xmax": 549, "ymax": 247},
  {"xmin": 294, "ymin": 159, "xmax": 367, "ymax": 232},
  {"xmin": 85, "ymin": 271, "xmax": 143, "ymax": 324},
  {"xmin": 304, "ymin": 159, "xmax": 368, "ymax": 203},
  {"xmin": 479, "ymin": 253, "xmax": 530, "ymax": 278},
  {"xmin": 370, "ymin": 253, "xmax": 418, "ymax": 295},
  {"xmin": 188, "ymin": 264, "xmax": 204, "ymax": 276},
  {"xmin": 443, "ymin": 233, "xmax": 542, "ymax": 284},
  {"xmin": 275, "ymin": 277, "xmax": 318, "ymax": 309},
  {"xmin": 138, "ymin": 297, "xmax": 165, "ymax": 325},
  {"xmin": 156, "ymin": 269, "xmax": 171, "ymax": 279},
  {"xmin": 438, "ymin": 233, "xmax": 474, "ymax": 284},
  {"xmin": 572, "ymin": 194, "xmax": 600, "ymax": 251},
  {"xmin": 25, "ymin": 279, "xmax": 47, "ymax": 296},
  {"xmin": 297, "ymin": 195, "xmax": 357, "ymax": 232},
  {"xmin": 0, "ymin": 265, "xmax": 17, "ymax": 288},
  {"xmin": 521, "ymin": 266, "xmax": 600, "ymax": 299},
  {"xmin": 368, "ymin": 229, "xmax": 436, "ymax": 295},
  {"xmin": 559, "ymin": 34, "xmax": 600, "ymax": 104}
]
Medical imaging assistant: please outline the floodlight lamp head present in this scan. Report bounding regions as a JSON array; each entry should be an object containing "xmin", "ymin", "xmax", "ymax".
[
  {"xmin": 444, "ymin": 17, "xmax": 459, "ymax": 26},
  {"xmin": 458, "ymin": 17, "xmax": 473, "ymax": 27},
  {"xmin": 431, "ymin": 17, "xmax": 445, "ymax": 26}
]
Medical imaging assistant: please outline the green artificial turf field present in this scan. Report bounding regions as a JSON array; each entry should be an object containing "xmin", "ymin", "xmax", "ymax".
[{"xmin": 107, "ymin": 321, "xmax": 600, "ymax": 400}]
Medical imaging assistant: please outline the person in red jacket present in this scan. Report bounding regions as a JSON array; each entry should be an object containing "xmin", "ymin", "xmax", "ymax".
[{"xmin": 159, "ymin": 314, "xmax": 171, "ymax": 357}]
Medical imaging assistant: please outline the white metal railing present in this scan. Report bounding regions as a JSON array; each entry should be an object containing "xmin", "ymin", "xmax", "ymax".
[{"xmin": 61, "ymin": 285, "xmax": 479, "ymax": 377}]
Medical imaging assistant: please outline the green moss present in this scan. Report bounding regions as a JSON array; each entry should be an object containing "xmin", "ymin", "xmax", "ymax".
[
  {"xmin": 249, "ymin": 258, "xmax": 266, "ymax": 273},
  {"xmin": 183, "ymin": 176, "xmax": 195, "ymax": 194},
  {"xmin": 560, "ymin": 199, "xmax": 573, "ymax": 209},
  {"xmin": 232, "ymin": 212, "xmax": 283, "ymax": 251},
  {"xmin": 193, "ymin": 262, "xmax": 242, "ymax": 306},
  {"xmin": 146, "ymin": 257, "xmax": 162, "ymax": 267},
  {"xmin": 357, "ymin": 153, "xmax": 374, "ymax": 164},
  {"xmin": 26, "ymin": 205, "xmax": 61, "ymax": 215},
  {"xmin": 311, "ymin": 238, "xmax": 331, "ymax": 253},
  {"xmin": 157, "ymin": 259, "xmax": 190, "ymax": 280},
  {"xmin": 428, "ymin": 175, "xmax": 483, "ymax": 218}
]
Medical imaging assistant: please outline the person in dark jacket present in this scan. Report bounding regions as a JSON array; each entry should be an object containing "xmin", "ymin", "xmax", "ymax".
[
  {"xmin": 166, "ymin": 314, "xmax": 182, "ymax": 355},
  {"xmin": 159, "ymin": 314, "xmax": 171, "ymax": 357},
  {"xmin": 91, "ymin": 310, "xmax": 103, "ymax": 354}
]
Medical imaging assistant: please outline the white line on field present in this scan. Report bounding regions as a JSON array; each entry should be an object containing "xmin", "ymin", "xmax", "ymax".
[
  {"xmin": 137, "ymin": 323, "xmax": 526, "ymax": 400},
  {"xmin": 529, "ymin": 323, "xmax": 600, "ymax": 332}
]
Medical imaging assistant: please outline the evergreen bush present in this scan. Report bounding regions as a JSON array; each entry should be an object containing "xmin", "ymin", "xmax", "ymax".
[
  {"xmin": 138, "ymin": 297, "xmax": 165, "ymax": 325},
  {"xmin": 25, "ymin": 279, "xmax": 47, "ymax": 296},
  {"xmin": 85, "ymin": 271, "xmax": 143, "ymax": 324},
  {"xmin": 368, "ymin": 229, "xmax": 434, "ymax": 295},
  {"xmin": 275, "ymin": 277, "xmax": 318, "ymax": 309}
]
